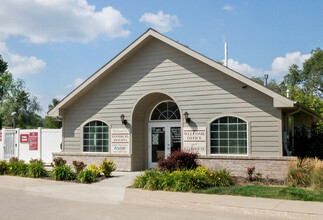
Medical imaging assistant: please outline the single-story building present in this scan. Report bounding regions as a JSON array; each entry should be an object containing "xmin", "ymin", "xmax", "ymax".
[{"xmin": 48, "ymin": 29, "xmax": 320, "ymax": 179}]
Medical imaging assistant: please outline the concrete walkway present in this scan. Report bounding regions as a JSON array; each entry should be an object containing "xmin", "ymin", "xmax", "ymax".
[{"xmin": 0, "ymin": 173, "xmax": 322, "ymax": 219}]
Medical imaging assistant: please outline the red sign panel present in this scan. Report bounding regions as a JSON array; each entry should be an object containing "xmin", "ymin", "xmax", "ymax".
[
  {"xmin": 20, "ymin": 134, "xmax": 29, "ymax": 143},
  {"xmin": 29, "ymin": 132, "xmax": 38, "ymax": 150},
  {"xmin": 0, "ymin": 132, "xmax": 2, "ymax": 142}
]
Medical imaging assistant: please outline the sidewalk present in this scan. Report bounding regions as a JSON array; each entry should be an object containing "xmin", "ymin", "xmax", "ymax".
[
  {"xmin": 0, "ymin": 173, "xmax": 322, "ymax": 219},
  {"xmin": 124, "ymin": 188, "xmax": 323, "ymax": 219}
]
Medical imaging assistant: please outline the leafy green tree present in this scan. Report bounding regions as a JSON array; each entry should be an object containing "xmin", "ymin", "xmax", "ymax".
[
  {"xmin": 43, "ymin": 98, "xmax": 62, "ymax": 128},
  {"xmin": 0, "ymin": 56, "xmax": 42, "ymax": 129},
  {"xmin": 282, "ymin": 48, "xmax": 323, "ymax": 98}
]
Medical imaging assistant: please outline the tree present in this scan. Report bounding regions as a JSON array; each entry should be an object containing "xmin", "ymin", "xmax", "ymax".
[
  {"xmin": 43, "ymin": 98, "xmax": 62, "ymax": 128},
  {"xmin": 0, "ymin": 56, "xmax": 42, "ymax": 129},
  {"xmin": 282, "ymin": 48, "xmax": 323, "ymax": 98},
  {"xmin": 250, "ymin": 76, "xmax": 283, "ymax": 94}
]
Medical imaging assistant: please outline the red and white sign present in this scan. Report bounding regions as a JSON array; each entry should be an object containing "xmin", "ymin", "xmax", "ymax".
[
  {"xmin": 183, "ymin": 127, "xmax": 206, "ymax": 154},
  {"xmin": 111, "ymin": 128, "xmax": 130, "ymax": 154},
  {"xmin": 20, "ymin": 134, "xmax": 29, "ymax": 143},
  {"xmin": 29, "ymin": 132, "xmax": 38, "ymax": 150}
]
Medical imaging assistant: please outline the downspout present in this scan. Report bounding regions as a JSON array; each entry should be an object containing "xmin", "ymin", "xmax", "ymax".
[{"xmin": 285, "ymin": 104, "xmax": 301, "ymax": 156}]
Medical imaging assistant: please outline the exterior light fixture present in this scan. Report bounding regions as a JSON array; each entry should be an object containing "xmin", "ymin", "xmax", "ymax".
[
  {"xmin": 120, "ymin": 114, "xmax": 127, "ymax": 125},
  {"xmin": 183, "ymin": 112, "xmax": 191, "ymax": 123},
  {"xmin": 11, "ymin": 111, "xmax": 17, "ymax": 129}
]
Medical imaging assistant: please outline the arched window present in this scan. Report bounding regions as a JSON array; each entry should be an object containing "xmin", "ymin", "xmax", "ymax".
[
  {"xmin": 83, "ymin": 120, "xmax": 109, "ymax": 152},
  {"xmin": 150, "ymin": 101, "xmax": 180, "ymax": 120},
  {"xmin": 210, "ymin": 116, "xmax": 247, "ymax": 155}
]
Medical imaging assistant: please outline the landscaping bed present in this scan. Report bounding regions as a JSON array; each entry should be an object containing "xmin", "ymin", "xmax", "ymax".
[
  {"xmin": 132, "ymin": 151, "xmax": 323, "ymax": 202},
  {"xmin": 0, "ymin": 157, "xmax": 116, "ymax": 184}
]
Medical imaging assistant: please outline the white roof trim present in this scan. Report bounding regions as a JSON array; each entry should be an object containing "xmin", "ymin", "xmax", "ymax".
[{"xmin": 49, "ymin": 29, "xmax": 294, "ymax": 117}]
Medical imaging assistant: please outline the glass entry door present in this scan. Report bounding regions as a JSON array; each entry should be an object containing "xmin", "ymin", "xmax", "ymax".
[{"xmin": 148, "ymin": 122, "xmax": 181, "ymax": 168}]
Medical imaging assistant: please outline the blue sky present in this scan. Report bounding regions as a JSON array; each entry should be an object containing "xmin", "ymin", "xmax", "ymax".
[{"xmin": 0, "ymin": 0, "xmax": 322, "ymax": 116}]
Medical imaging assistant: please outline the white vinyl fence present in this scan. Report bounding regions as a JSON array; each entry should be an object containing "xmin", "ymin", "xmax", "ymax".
[{"xmin": 0, "ymin": 128, "xmax": 62, "ymax": 164}]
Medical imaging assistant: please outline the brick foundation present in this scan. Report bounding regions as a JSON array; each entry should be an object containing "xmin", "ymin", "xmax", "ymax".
[
  {"xmin": 52, "ymin": 152, "xmax": 132, "ymax": 171},
  {"xmin": 198, "ymin": 155, "xmax": 297, "ymax": 180}
]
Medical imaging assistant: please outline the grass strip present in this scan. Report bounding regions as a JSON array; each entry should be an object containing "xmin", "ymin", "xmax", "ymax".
[{"xmin": 196, "ymin": 184, "xmax": 323, "ymax": 202}]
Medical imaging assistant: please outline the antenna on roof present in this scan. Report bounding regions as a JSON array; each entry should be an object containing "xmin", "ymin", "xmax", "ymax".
[{"xmin": 224, "ymin": 42, "xmax": 228, "ymax": 67}]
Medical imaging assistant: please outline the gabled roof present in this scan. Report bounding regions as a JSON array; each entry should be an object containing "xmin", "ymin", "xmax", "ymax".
[{"xmin": 49, "ymin": 28, "xmax": 297, "ymax": 117}]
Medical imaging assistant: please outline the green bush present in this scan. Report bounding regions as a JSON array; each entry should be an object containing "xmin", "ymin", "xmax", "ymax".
[
  {"xmin": 210, "ymin": 168, "xmax": 235, "ymax": 187},
  {"xmin": 77, "ymin": 169, "xmax": 97, "ymax": 183},
  {"xmin": 7, "ymin": 157, "xmax": 28, "ymax": 176},
  {"xmin": 99, "ymin": 158, "xmax": 116, "ymax": 177},
  {"xmin": 87, "ymin": 164, "xmax": 100, "ymax": 177},
  {"xmin": 132, "ymin": 167, "xmax": 235, "ymax": 192},
  {"xmin": 51, "ymin": 165, "xmax": 76, "ymax": 181},
  {"xmin": 27, "ymin": 159, "xmax": 47, "ymax": 178},
  {"xmin": 0, "ymin": 160, "xmax": 7, "ymax": 175}
]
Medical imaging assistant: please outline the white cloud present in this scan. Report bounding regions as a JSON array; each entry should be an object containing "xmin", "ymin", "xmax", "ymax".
[
  {"xmin": 65, "ymin": 77, "xmax": 85, "ymax": 89},
  {"xmin": 223, "ymin": 51, "xmax": 311, "ymax": 79},
  {"xmin": 0, "ymin": 41, "xmax": 46, "ymax": 74},
  {"xmin": 139, "ymin": 10, "xmax": 180, "ymax": 33},
  {"xmin": 223, "ymin": 5, "xmax": 233, "ymax": 11},
  {"xmin": 269, "ymin": 52, "xmax": 311, "ymax": 76},
  {"xmin": 0, "ymin": 0, "xmax": 130, "ymax": 43},
  {"xmin": 227, "ymin": 58, "xmax": 262, "ymax": 77}
]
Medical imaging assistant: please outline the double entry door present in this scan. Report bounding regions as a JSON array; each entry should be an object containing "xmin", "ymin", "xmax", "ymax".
[{"xmin": 148, "ymin": 122, "xmax": 181, "ymax": 168}]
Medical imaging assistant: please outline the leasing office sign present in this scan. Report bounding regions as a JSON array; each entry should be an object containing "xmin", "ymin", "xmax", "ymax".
[
  {"xmin": 111, "ymin": 128, "xmax": 129, "ymax": 154},
  {"xmin": 183, "ymin": 127, "xmax": 206, "ymax": 155}
]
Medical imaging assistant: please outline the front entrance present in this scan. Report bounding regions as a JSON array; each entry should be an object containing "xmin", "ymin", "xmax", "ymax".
[{"xmin": 148, "ymin": 122, "xmax": 181, "ymax": 168}]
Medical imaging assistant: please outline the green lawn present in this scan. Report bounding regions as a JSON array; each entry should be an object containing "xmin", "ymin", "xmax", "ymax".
[{"xmin": 196, "ymin": 184, "xmax": 323, "ymax": 202}]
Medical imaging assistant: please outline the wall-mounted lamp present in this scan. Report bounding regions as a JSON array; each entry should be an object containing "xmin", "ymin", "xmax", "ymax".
[
  {"xmin": 11, "ymin": 111, "xmax": 17, "ymax": 129},
  {"xmin": 242, "ymin": 85, "xmax": 248, "ymax": 89},
  {"xmin": 183, "ymin": 111, "xmax": 191, "ymax": 123},
  {"xmin": 120, "ymin": 114, "xmax": 127, "ymax": 125}
]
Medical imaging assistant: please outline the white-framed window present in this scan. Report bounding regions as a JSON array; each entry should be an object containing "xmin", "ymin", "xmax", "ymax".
[
  {"xmin": 210, "ymin": 116, "xmax": 247, "ymax": 155},
  {"xmin": 83, "ymin": 120, "xmax": 109, "ymax": 152},
  {"xmin": 150, "ymin": 101, "xmax": 180, "ymax": 121}
]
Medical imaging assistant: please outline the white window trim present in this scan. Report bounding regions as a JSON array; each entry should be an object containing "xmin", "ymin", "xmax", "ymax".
[
  {"xmin": 207, "ymin": 115, "xmax": 249, "ymax": 156},
  {"xmin": 80, "ymin": 119, "xmax": 111, "ymax": 153},
  {"xmin": 149, "ymin": 100, "xmax": 181, "ymax": 122}
]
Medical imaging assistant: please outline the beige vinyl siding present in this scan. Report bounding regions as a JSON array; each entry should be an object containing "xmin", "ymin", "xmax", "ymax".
[{"xmin": 63, "ymin": 38, "xmax": 282, "ymax": 161}]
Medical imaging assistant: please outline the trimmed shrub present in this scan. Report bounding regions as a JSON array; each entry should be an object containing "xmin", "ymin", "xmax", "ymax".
[
  {"xmin": 72, "ymin": 160, "xmax": 87, "ymax": 175},
  {"xmin": 77, "ymin": 169, "xmax": 97, "ymax": 183},
  {"xmin": 51, "ymin": 165, "xmax": 76, "ymax": 181},
  {"xmin": 51, "ymin": 157, "xmax": 67, "ymax": 167},
  {"xmin": 210, "ymin": 168, "xmax": 235, "ymax": 187},
  {"xmin": 99, "ymin": 158, "xmax": 116, "ymax": 177},
  {"xmin": 27, "ymin": 159, "xmax": 47, "ymax": 178},
  {"xmin": 7, "ymin": 157, "xmax": 28, "ymax": 176},
  {"xmin": 158, "ymin": 151, "xmax": 199, "ymax": 171},
  {"xmin": 87, "ymin": 164, "xmax": 100, "ymax": 177},
  {"xmin": 132, "ymin": 167, "xmax": 235, "ymax": 192},
  {"xmin": 0, "ymin": 160, "xmax": 7, "ymax": 175}
]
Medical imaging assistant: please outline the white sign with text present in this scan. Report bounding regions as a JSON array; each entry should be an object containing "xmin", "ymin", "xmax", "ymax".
[
  {"xmin": 183, "ymin": 127, "xmax": 206, "ymax": 155},
  {"xmin": 111, "ymin": 128, "xmax": 130, "ymax": 154}
]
